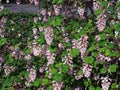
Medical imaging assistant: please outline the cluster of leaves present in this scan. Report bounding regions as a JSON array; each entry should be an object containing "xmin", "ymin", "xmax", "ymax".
[{"xmin": 0, "ymin": 0, "xmax": 120, "ymax": 90}]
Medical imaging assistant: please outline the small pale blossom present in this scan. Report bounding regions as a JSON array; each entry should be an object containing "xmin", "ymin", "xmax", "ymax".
[
  {"xmin": 58, "ymin": 43, "xmax": 63, "ymax": 48},
  {"xmin": 34, "ymin": 17, "xmax": 38, "ymax": 23},
  {"xmin": 72, "ymin": 35, "xmax": 88, "ymax": 60},
  {"xmin": 34, "ymin": 35, "xmax": 38, "ymax": 39},
  {"xmin": 41, "ymin": 9, "xmax": 46, "ymax": 16},
  {"xmin": 44, "ymin": 26, "xmax": 53, "ymax": 45},
  {"xmin": 24, "ymin": 54, "xmax": 31, "ymax": 60},
  {"xmin": 37, "ymin": 87, "xmax": 44, "ymax": 90},
  {"xmin": 39, "ymin": 26, "xmax": 44, "ymax": 32},
  {"xmin": 110, "ymin": 20, "xmax": 115, "ymax": 26},
  {"xmin": 0, "ymin": 5, "xmax": 4, "ymax": 11},
  {"xmin": 53, "ymin": 5, "xmax": 61, "ymax": 16},
  {"xmin": 25, "ymin": 78, "xmax": 31, "ymax": 87},
  {"xmin": 32, "ymin": 44, "xmax": 41, "ymax": 56},
  {"xmin": 29, "ymin": 68, "xmax": 36, "ymax": 82},
  {"xmin": 3, "ymin": 64, "xmax": 15, "ymax": 77},
  {"xmin": 29, "ymin": 0, "xmax": 34, "ymax": 4},
  {"xmin": 11, "ymin": 49, "xmax": 23, "ymax": 59},
  {"xmin": 78, "ymin": 7, "xmax": 84, "ymax": 19},
  {"xmin": 74, "ymin": 73, "xmax": 83, "ymax": 80},
  {"xmin": 16, "ymin": 0, "xmax": 21, "ymax": 5},
  {"xmin": 115, "ymin": 31, "xmax": 119, "ymax": 38},
  {"xmin": 95, "ymin": 35, "xmax": 101, "ymax": 41},
  {"xmin": 33, "ymin": 28, "xmax": 37, "ymax": 35},
  {"xmin": 118, "ymin": 11, "xmax": 120, "ymax": 20},
  {"xmin": 47, "ymin": 11, "xmax": 52, "ymax": 16},
  {"xmin": 39, "ymin": 66, "xmax": 45, "ymax": 73},
  {"xmin": 43, "ymin": 16, "xmax": 48, "ymax": 22},
  {"xmin": 101, "ymin": 77, "xmax": 111, "ymax": 90},
  {"xmin": 6, "ymin": 0, "xmax": 10, "ymax": 3},
  {"xmin": 96, "ymin": 53, "xmax": 111, "ymax": 63},
  {"xmin": 46, "ymin": 50, "xmax": 56, "ymax": 66},
  {"xmin": 62, "ymin": 54, "xmax": 73, "ymax": 67},
  {"xmin": 52, "ymin": 81, "xmax": 63, "ymax": 90},
  {"xmin": 96, "ymin": 13, "xmax": 107, "ymax": 32},
  {"xmin": 34, "ymin": 0, "xmax": 39, "ymax": 5},
  {"xmin": 82, "ymin": 63, "xmax": 93, "ymax": 78},
  {"xmin": 47, "ymin": 68, "xmax": 52, "ymax": 78},
  {"xmin": 93, "ymin": 0, "xmax": 100, "ymax": 11}
]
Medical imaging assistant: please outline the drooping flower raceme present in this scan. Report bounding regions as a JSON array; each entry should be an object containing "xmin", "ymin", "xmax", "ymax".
[
  {"xmin": 96, "ymin": 53, "xmax": 111, "ymax": 63},
  {"xmin": 96, "ymin": 13, "xmax": 107, "ymax": 32},
  {"xmin": 29, "ymin": 68, "xmax": 36, "ymax": 82},
  {"xmin": 3, "ymin": 64, "xmax": 15, "ymax": 77},
  {"xmin": 72, "ymin": 35, "xmax": 88, "ymax": 60},
  {"xmin": 25, "ymin": 68, "xmax": 36, "ymax": 87},
  {"xmin": 82, "ymin": 63, "xmax": 93, "ymax": 78},
  {"xmin": 33, "ymin": 0, "xmax": 39, "ymax": 6},
  {"xmin": 0, "ymin": 5, "xmax": 4, "ymax": 12},
  {"xmin": 44, "ymin": 26, "xmax": 54, "ymax": 45},
  {"xmin": 52, "ymin": 81, "xmax": 63, "ymax": 90},
  {"xmin": 101, "ymin": 77, "xmax": 111, "ymax": 90},
  {"xmin": 53, "ymin": 5, "xmax": 61, "ymax": 16},
  {"xmin": 32, "ymin": 44, "xmax": 41, "ymax": 57},
  {"xmin": 46, "ymin": 50, "xmax": 56, "ymax": 66},
  {"xmin": 62, "ymin": 53, "xmax": 73, "ymax": 67},
  {"xmin": 93, "ymin": 0, "xmax": 100, "ymax": 11},
  {"xmin": 117, "ymin": 11, "xmax": 120, "ymax": 20},
  {"xmin": 77, "ymin": 7, "xmax": 84, "ymax": 19}
]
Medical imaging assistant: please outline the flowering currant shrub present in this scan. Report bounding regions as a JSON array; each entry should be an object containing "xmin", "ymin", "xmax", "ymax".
[{"xmin": 0, "ymin": 0, "xmax": 120, "ymax": 90}]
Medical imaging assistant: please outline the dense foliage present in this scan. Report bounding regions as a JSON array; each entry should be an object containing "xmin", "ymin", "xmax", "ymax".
[{"xmin": 0, "ymin": 0, "xmax": 120, "ymax": 90}]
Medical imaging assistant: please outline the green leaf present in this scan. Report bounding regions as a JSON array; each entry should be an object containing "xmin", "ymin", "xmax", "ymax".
[
  {"xmin": 105, "ymin": 49, "xmax": 111, "ymax": 56},
  {"xmin": 109, "ymin": 52, "xmax": 120, "ymax": 57},
  {"xmin": 111, "ymin": 83, "xmax": 117, "ymax": 89},
  {"xmin": 96, "ymin": 87, "xmax": 102, "ymax": 90},
  {"xmin": 8, "ymin": 87, "xmax": 14, "ymax": 90},
  {"xmin": 42, "ymin": 78, "xmax": 49, "ymax": 85},
  {"xmin": 57, "ymin": 0, "xmax": 63, "ymax": 4},
  {"xmin": 55, "ymin": 63, "xmax": 62, "ymax": 68},
  {"xmin": 84, "ymin": 56, "xmax": 94, "ymax": 64},
  {"xmin": 48, "ymin": 46, "xmax": 57, "ymax": 53},
  {"xmin": 101, "ymin": 1, "xmax": 108, "ymax": 7},
  {"xmin": 61, "ymin": 64, "xmax": 69, "ymax": 74},
  {"xmin": 74, "ymin": 34, "xmax": 80, "ymax": 40},
  {"xmin": 93, "ymin": 61, "xmax": 99, "ymax": 68},
  {"xmin": 88, "ymin": 45, "xmax": 95, "ymax": 52},
  {"xmin": 53, "ymin": 73, "xmax": 63, "ymax": 82},
  {"xmin": 70, "ymin": 48, "xmax": 79, "ymax": 57},
  {"xmin": 89, "ymin": 85, "xmax": 95, "ymax": 90},
  {"xmin": 33, "ymin": 78, "xmax": 41, "ymax": 87},
  {"xmin": 109, "ymin": 64, "xmax": 117, "ymax": 73},
  {"xmin": 78, "ymin": 29, "xmax": 86, "ymax": 36},
  {"xmin": 100, "ymin": 33, "xmax": 106, "ymax": 40},
  {"xmin": 113, "ymin": 23, "xmax": 120, "ymax": 31},
  {"xmin": 94, "ymin": 9, "xmax": 102, "ymax": 16},
  {"xmin": 77, "ymin": 70, "xmax": 83, "ymax": 75},
  {"xmin": 84, "ymin": 80, "xmax": 89, "ymax": 87},
  {"xmin": 50, "ymin": 17, "xmax": 63, "ymax": 27},
  {"xmin": 116, "ymin": 2, "xmax": 120, "ymax": 9},
  {"xmin": 92, "ymin": 52, "xmax": 99, "ymax": 57},
  {"xmin": 0, "ymin": 38, "xmax": 7, "ymax": 47},
  {"xmin": 99, "ymin": 48, "xmax": 105, "ymax": 52},
  {"xmin": 51, "ymin": 68, "xmax": 57, "ymax": 75},
  {"xmin": 46, "ymin": 86, "xmax": 53, "ymax": 90},
  {"xmin": 25, "ymin": 48, "xmax": 31, "ymax": 54},
  {"xmin": 100, "ymin": 67, "xmax": 107, "ymax": 74}
]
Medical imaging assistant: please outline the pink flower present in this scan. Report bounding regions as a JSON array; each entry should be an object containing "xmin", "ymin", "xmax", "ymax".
[{"xmin": 34, "ymin": 0, "xmax": 39, "ymax": 6}]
